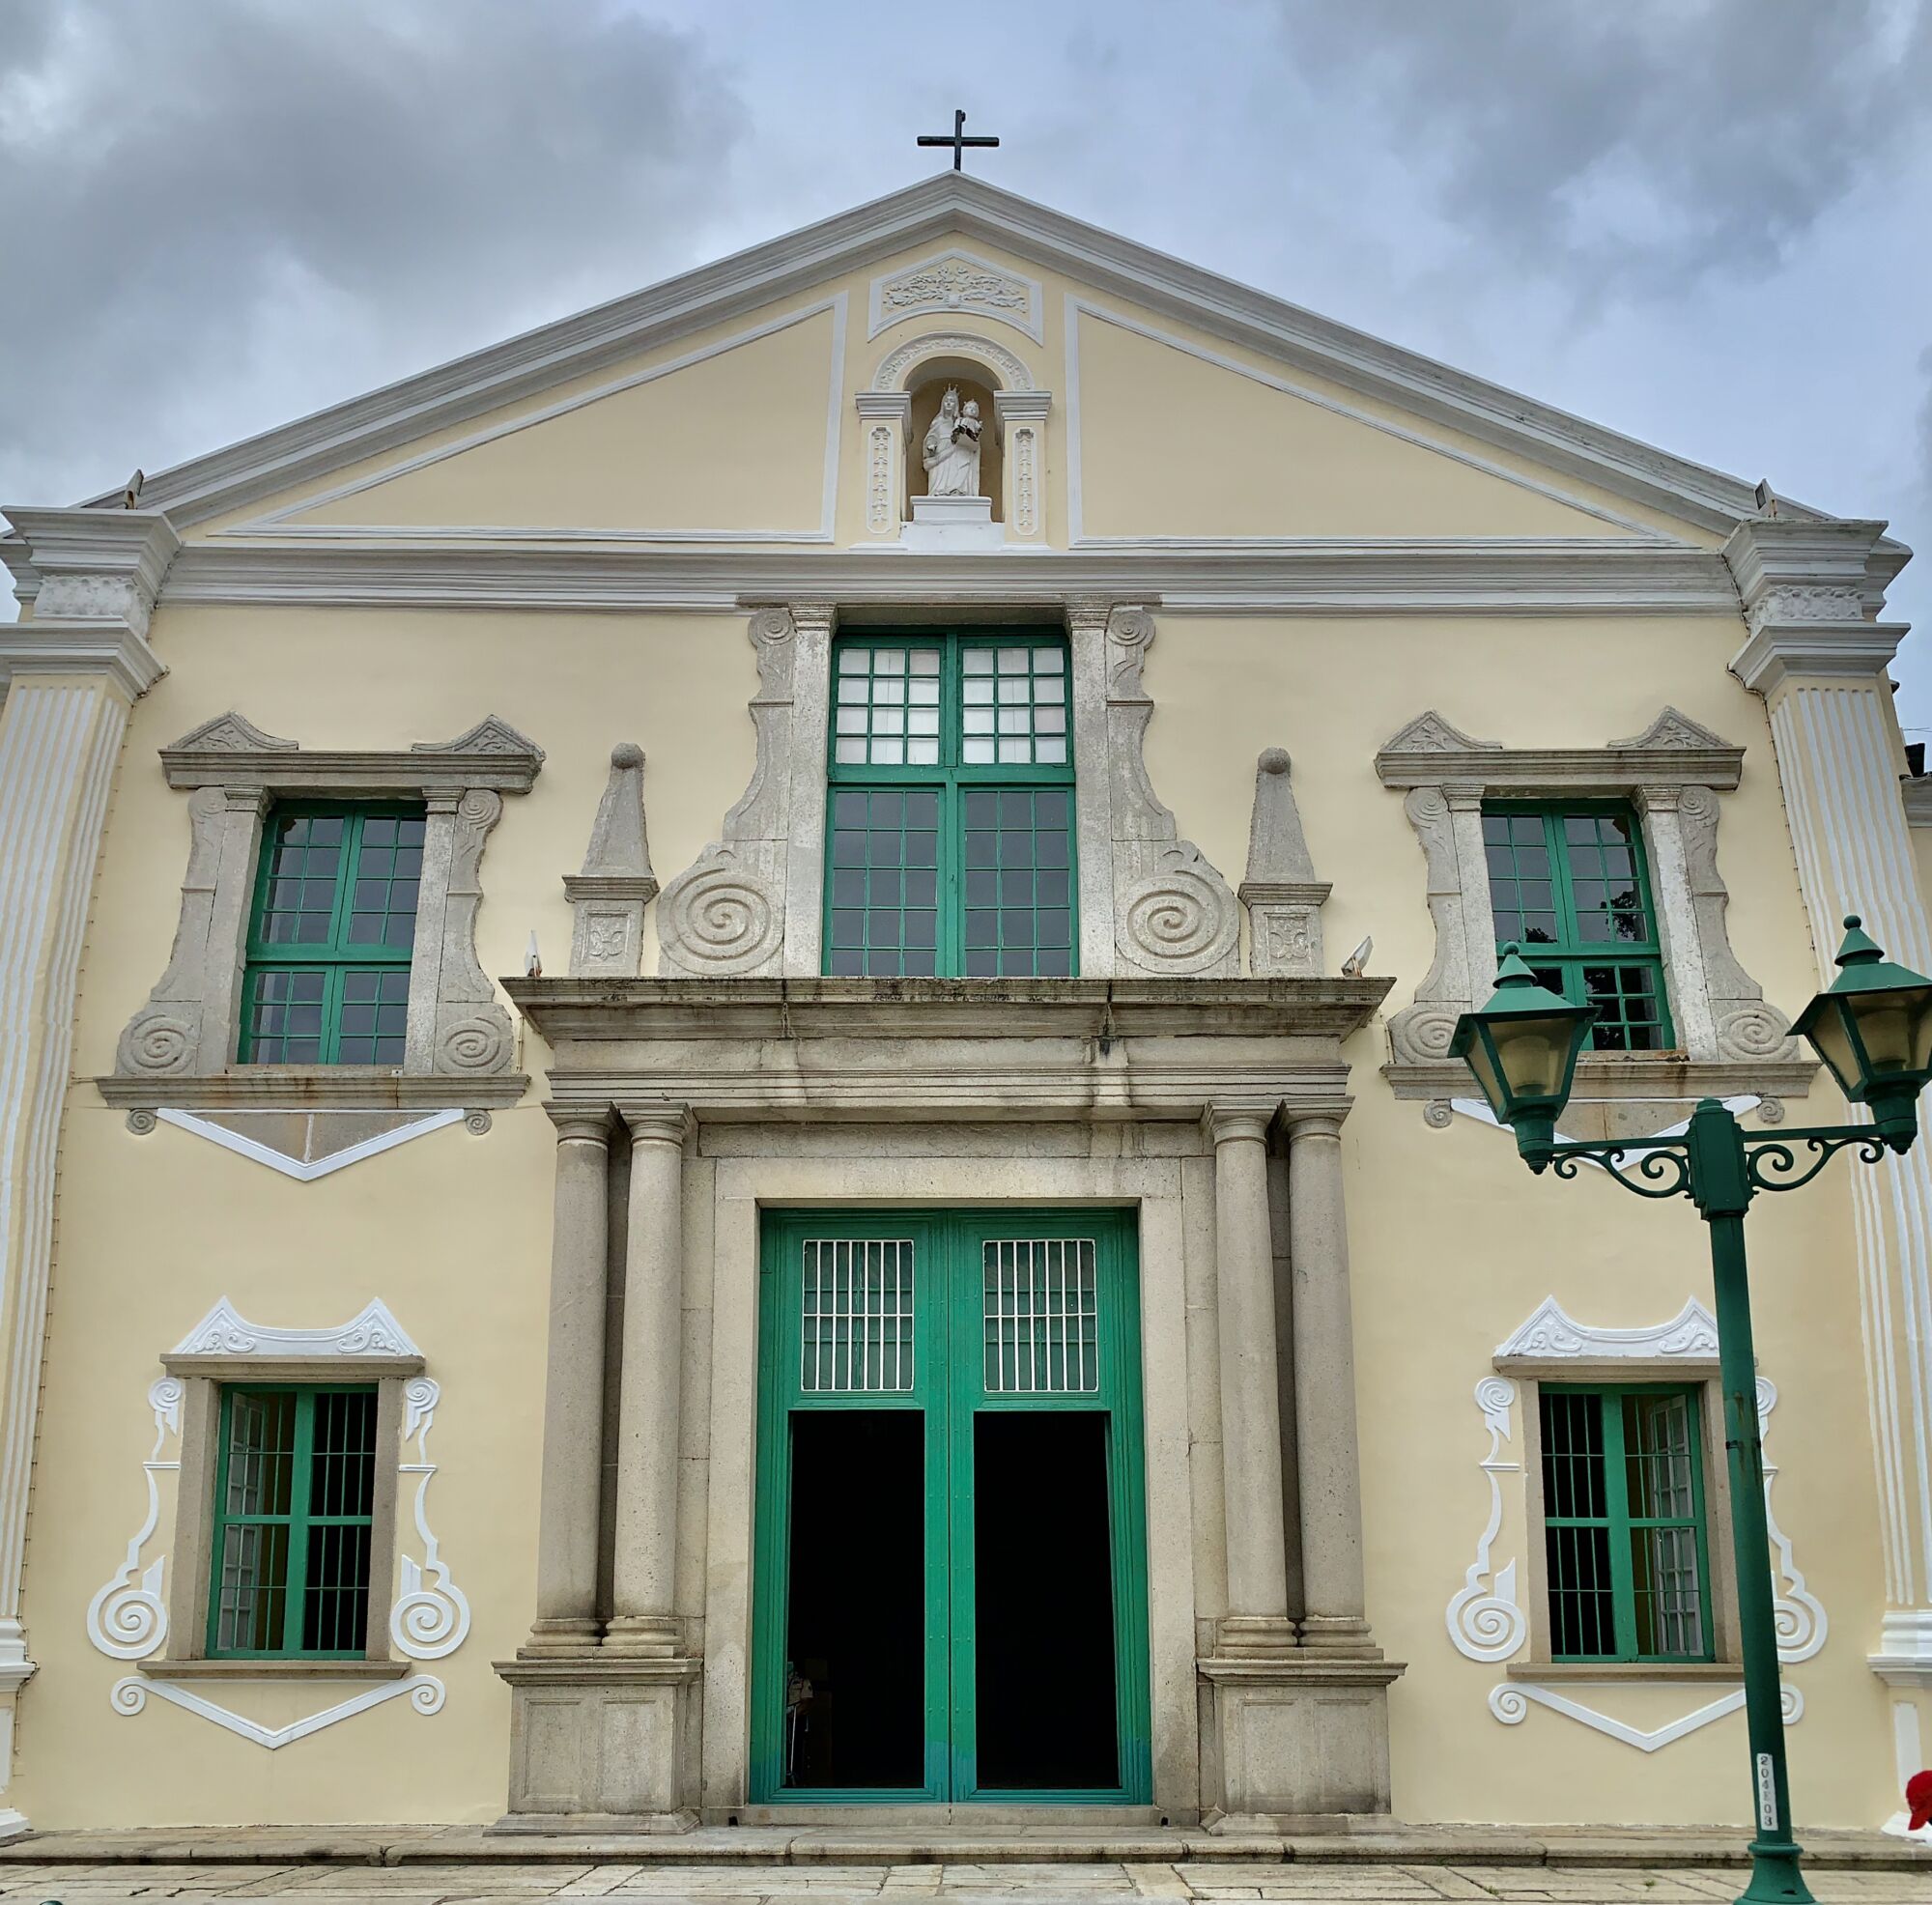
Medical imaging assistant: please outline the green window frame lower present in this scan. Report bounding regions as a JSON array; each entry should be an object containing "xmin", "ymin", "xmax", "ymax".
[
  {"xmin": 1483, "ymin": 801, "xmax": 1674, "ymax": 1051},
  {"xmin": 208, "ymin": 1385, "xmax": 378, "ymax": 1660},
  {"xmin": 1540, "ymin": 1382, "xmax": 1715, "ymax": 1664},
  {"xmin": 825, "ymin": 632, "xmax": 1077, "ymax": 978},
  {"xmin": 239, "ymin": 801, "xmax": 425, "ymax": 1065}
]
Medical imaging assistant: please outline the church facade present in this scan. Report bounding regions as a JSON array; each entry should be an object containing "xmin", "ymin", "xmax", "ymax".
[{"xmin": 1, "ymin": 175, "xmax": 1929, "ymax": 1837}]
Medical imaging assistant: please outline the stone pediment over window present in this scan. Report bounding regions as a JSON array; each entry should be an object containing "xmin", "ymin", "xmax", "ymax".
[
  {"xmin": 1375, "ymin": 707, "xmax": 1814, "ymax": 1112},
  {"xmin": 100, "ymin": 715, "xmax": 542, "ymax": 1128}
]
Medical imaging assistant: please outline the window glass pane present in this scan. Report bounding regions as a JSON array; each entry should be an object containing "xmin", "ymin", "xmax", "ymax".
[
  {"xmin": 1624, "ymin": 1392, "xmax": 1706, "ymax": 1660},
  {"xmin": 824, "ymin": 789, "xmax": 941, "ymax": 977},
  {"xmin": 826, "ymin": 644, "xmax": 947, "ymax": 764},
  {"xmin": 1583, "ymin": 963, "xmax": 1666, "ymax": 1052},
  {"xmin": 243, "ymin": 969, "xmax": 330, "ymax": 1066},
  {"xmin": 1563, "ymin": 811, "xmax": 1652, "ymax": 944},
  {"xmin": 960, "ymin": 787, "xmax": 1075, "ymax": 977},
  {"xmin": 982, "ymin": 1237, "xmax": 1099, "ymax": 1393},
  {"xmin": 954, "ymin": 643, "xmax": 1070, "ymax": 767}
]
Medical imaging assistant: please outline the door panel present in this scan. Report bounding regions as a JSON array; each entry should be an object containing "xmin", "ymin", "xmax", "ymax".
[{"xmin": 752, "ymin": 1208, "xmax": 1150, "ymax": 1805}]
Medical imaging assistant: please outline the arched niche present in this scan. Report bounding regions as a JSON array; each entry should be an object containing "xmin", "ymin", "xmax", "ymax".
[
  {"xmin": 857, "ymin": 330, "xmax": 1049, "ymax": 544},
  {"xmin": 907, "ymin": 366, "xmax": 1003, "ymax": 522}
]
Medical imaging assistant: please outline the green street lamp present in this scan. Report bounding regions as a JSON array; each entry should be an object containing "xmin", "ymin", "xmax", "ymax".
[{"xmin": 1451, "ymin": 917, "xmax": 1932, "ymax": 1905}]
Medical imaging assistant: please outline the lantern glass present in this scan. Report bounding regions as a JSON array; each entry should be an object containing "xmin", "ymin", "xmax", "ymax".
[
  {"xmin": 1794, "ymin": 916, "xmax": 1932, "ymax": 1108},
  {"xmin": 1450, "ymin": 946, "xmax": 1598, "ymax": 1134}
]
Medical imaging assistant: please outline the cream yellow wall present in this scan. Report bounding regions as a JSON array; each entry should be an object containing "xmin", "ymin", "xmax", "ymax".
[
  {"xmin": 1140, "ymin": 611, "xmax": 1889, "ymax": 1828},
  {"xmin": 187, "ymin": 230, "xmax": 1716, "ymax": 554},
  {"xmin": 16, "ymin": 604, "xmax": 758, "ymax": 1827}
]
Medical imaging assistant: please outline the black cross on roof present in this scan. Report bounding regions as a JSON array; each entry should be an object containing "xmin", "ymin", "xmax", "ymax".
[{"xmin": 918, "ymin": 108, "xmax": 1000, "ymax": 172}]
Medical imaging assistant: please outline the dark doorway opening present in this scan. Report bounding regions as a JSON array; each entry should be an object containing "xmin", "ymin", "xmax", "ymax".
[
  {"xmin": 783, "ymin": 1409, "xmax": 925, "ymax": 1789},
  {"xmin": 973, "ymin": 1410, "xmax": 1120, "ymax": 1789}
]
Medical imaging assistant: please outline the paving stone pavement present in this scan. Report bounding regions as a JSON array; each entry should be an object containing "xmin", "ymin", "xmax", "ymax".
[{"xmin": 1, "ymin": 1864, "xmax": 1930, "ymax": 1905}]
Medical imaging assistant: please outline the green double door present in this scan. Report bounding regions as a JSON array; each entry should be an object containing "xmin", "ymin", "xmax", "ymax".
[{"xmin": 751, "ymin": 1209, "xmax": 1151, "ymax": 1804}]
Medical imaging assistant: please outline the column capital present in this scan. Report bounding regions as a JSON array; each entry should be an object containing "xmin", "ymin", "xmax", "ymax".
[
  {"xmin": 853, "ymin": 388, "xmax": 912, "ymax": 423},
  {"xmin": 2, "ymin": 507, "xmax": 180, "ymax": 699},
  {"xmin": 1723, "ymin": 518, "xmax": 1906, "ymax": 696},
  {"xmin": 1283, "ymin": 1109, "xmax": 1347, "ymax": 1143},
  {"xmin": 622, "ymin": 1105, "xmax": 691, "ymax": 1149},
  {"xmin": 1208, "ymin": 1105, "xmax": 1274, "ymax": 1148},
  {"xmin": 993, "ymin": 387, "xmax": 1052, "ymax": 427},
  {"xmin": 547, "ymin": 1105, "xmax": 612, "ymax": 1148}
]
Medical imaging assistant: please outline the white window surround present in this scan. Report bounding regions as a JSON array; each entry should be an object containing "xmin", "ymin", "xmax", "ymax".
[
  {"xmin": 652, "ymin": 599, "xmax": 1240, "ymax": 981},
  {"xmin": 89, "ymin": 1298, "xmax": 470, "ymax": 1748},
  {"xmin": 1448, "ymin": 1297, "xmax": 1825, "ymax": 1752},
  {"xmin": 100, "ymin": 712, "xmax": 542, "ymax": 1111},
  {"xmin": 1375, "ymin": 707, "xmax": 1815, "ymax": 1105}
]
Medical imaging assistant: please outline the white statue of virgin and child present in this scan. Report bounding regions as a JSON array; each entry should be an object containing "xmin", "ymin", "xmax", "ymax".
[{"xmin": 921, "ymin": 385, "xmax": 982, "ymax": 498}]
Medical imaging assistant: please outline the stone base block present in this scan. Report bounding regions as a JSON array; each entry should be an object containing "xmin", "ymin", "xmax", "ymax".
[
  {"xmin": 1199, "ymin": 1655, "xmax": 1405, "ymax": 1823},
  {"xmin": 495, "ymin": 1657, "xmax": 700, "ymax": 1830},
  {"xmin": 902, "ymin": 494, "xmax": 1001, "ymax": 551}
]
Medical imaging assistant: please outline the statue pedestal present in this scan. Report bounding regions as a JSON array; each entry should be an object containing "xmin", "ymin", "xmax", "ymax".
[{"xmin": 903, "ymin": 494, "xmax": 1001, "ymax": 552}]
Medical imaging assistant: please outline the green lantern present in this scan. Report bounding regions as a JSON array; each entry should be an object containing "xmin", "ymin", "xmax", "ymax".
[
  {"xmin": 1792, "ymin": 915, "xmax": 1932, "ymax": 1150},
  {"xmin": 1448, "ymin": 944, "xmax": 1598, "ymax": 1165}
]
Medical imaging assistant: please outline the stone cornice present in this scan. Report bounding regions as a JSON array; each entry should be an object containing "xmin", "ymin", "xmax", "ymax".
[
  {"xmin": 158, "ymin": 712, "xmax": 545, "ymax": 794},
  {"xmin": 1722, "ymin": 517, "xmax": 1908, "ymax": 694},
  {"xmin": 508, "ymin": 975, "xmax": 1391, "ymax": 1122},
  {"xmin": 1375, "ymin": 707, "xmax": 1745, "ymax": 793},
  {"xmin": 93, "ymin": 1070, "xmax": 530, "ymax": 1112},
  {"xmin": 151, "ymin": 539, "xmax": 1742, "ymax": 618},
  {"xmin": 48, "ymin": 176, "xmax": 1861, "ymax": 539},
  {"xmin": 1903, "ymin": 777, "xmax": 1932, "ymax": 828},
  {"xmin": 1385, "ymin": 1054, "xmax": 1817, "ymax": 1103}
]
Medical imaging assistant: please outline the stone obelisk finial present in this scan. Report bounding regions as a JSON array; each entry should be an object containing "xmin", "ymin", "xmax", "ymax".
[
  {"xmin": 1239, "ymin": 748, "xmax": 1332, "ymax": 977},
  {"xmin": 565, "ymin": 743, "xmax": 658, "ymax": 976}
]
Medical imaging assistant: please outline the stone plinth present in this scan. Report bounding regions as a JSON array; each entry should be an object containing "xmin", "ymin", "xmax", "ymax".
[
  {"xmin": 902, "ymin": 493, "xmax": 1000, "ymax": 551},
  {"xmin": 1198, "ymin": 1655, "xmax": 1404, "ymax": 1826},
  {"xmin": 495, "ymin": 1657, "xmax": 700, "ymax": 1832}
]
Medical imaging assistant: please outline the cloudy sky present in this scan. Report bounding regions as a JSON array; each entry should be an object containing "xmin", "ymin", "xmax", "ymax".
[{"xmin": 4, "ymin": 1, "xmax": 1930, "ymax": 722}]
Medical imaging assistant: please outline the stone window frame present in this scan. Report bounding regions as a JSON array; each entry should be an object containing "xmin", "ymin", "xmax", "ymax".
[
  {"xmin": 651, "ymin": 599, "xmax": 1242, "ymax": 982},
  {"xmin": 1375, "ymin": 708, "xmax": 1815, "ymax": 1105},
  {"xmin": 155, "ymin": 1352, "xmax": 420, "ymax": 1678},
  {"xmin": 102, "ymin": 712, "xmax": 542, "ymax": 1110}
]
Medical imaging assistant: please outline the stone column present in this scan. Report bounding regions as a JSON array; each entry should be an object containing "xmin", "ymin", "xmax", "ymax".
[
  {"xmin": 1209, "ymin": 1107, "xmax": 1297, "ymax": 1658},
  {"xmin": 523, "ymin": 1109, "xmax": 612, "ymax": 1655},
  {"xmin": 605, "ymin": 1109, "xmax": 688, "ymax": 1657},
  {"xmin": 1727, "ymin": 520, "xmax": 1932, "ymax": 1749},
  {"xmin": 0, "ymin": 508, "xmax": 177, "ymax": 1834},
  {"xmin": 1286, "ymin": 1112, "xmax": 1379, "ymax": 1655}
]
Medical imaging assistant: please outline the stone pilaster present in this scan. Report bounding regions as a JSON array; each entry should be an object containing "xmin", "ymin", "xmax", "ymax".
[
  {"xmin": 854, "ymin": 391, "xmax": 911, "ymax": 540},
  {"xmin": 522, "ymin": 1109, "xmax": 612, "ymax": 1656},
  {"xmin": 1285, "ymin": 1112, "xmax": 1378, "ymax": 1656},
  {"xmin": 994, "ymin": 388, "xmax": 1050, "ymax": 543},
  {"xmin": 1726, "ymin": 519, "xmax": 1932, "ymax": 1782},
  {"xmin": 0, "ymin": 506, "xmax": 179, "ymax": 1836},
  {"xmin": 606, "ymin": 1110, "xmax": 689, "ymax": 1659},
  {"xmin": 1207, "ymin": 1107, "xmax": 1297, "ymax": 1659}
]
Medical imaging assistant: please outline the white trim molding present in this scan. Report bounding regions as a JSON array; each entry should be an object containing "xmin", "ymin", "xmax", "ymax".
[
  {"xmin": 142, "ymin": 1105, "xmax": 470, "ymax": 1181},
  {"xmin": 1063, "ymin": 299, "xmax": 1677, "ymax": 546},
  {"xmin": 111, "ymin": 1672, "xmax": 444, "ymax": 1747},
  {"xmin": 221, "ymin": 297, "xmax": 849, "ymax": 546},
  {"xmin": 1446, "ymin": 1378, "xmax": 1528, "ymax": 1663},
  {"xmin": 170, "ymin": 1296, "xmax": 420, "ymax": 1359},
  {"xmin": 868, "ymin": 247, "xmax": 1043, "ymax": 342},
  {"xmin": 1375, "ymin": 707, "xmax": 1808, "ymax": 1095},
  {"xmin": 1489, "ymin": 1680, "xmax": 1801, "ymax": 1751},
  {"xmin": 1497, "ymin": 1295, "xmax": 1719, "ymax": 1363}
]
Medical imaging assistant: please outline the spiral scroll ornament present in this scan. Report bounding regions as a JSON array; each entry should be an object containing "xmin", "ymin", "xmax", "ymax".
[
  {"xmin": 117, "ymin": 1009, "xmax": 196, "ymax": 1075},
  {"xmin": 1119, "ymin": 858, "xmax": 1238, "ymax": 976},
  {"xmin": 1718, "ymin": 1005, "xmax": 1796, "ymax": 1061},
  {"xmin": 437, "ymin": 1014, "xmax": 509, "ymax": 1072},
  {"xmin": 1391, "ymin": 1007, "xmax": 1462, "ymax": 1064},
  {"xmin": 659, "ymin": 855, "xmax": 783, "ymax": 975},
  {"xmin": 1489, "ymin": 1685, "xmax": 1529, "ymax": 1725}
]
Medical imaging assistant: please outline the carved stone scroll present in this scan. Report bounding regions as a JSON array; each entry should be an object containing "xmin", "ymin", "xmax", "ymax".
[
  {"xmin": 1386, "ymin": 784, "xmax": 1492, "ymax": 1064},
  {"xmin": 1071, "ymin": 603, "xmax": 1239, "ymax": 979},
  {"xmin": 657, "ymin": 606, "xmax": 835, "ymax": 978},
  {"xmin": 1239, "ymin": 748, "xmax": 1331, "ymax": 977},
  {"xmin": 566, "ymin": 744, "xmax": 657, "ymax": 978}
]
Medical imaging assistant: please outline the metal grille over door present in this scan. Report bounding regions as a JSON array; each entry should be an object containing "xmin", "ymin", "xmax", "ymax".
[
  {"xmin": 801, "ymin": 1238, "xmax": 916, "ymax": 1392},
  {"xmin": 982, "ymin": 1238, "xmax": 1099, "ymax": 1393}
]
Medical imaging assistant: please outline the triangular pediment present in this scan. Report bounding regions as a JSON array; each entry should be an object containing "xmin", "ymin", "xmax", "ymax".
[
  {"xmin": 165, "ymin": 710, "xmax": 298, "ymax": 753},
  {"xmin": 1609, "ymin": 706, "xmax": 1734, "ymax": 752},
  {"xmin": 1378, "ymin": 711, "xmax": 1501, "ymax": 755},
  {"xmin": 77, "ymin": 174, "xmax": 1852, "ymax": 546}
]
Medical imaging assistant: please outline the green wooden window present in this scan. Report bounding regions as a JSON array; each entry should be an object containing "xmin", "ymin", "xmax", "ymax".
[
  {"xmin": 240, "ymin": 803, "xmax": 425, "ymax": 1064},
  {"xmin": 1484, "ymin": 803, "xmax": 1674, "ymax": 1050},
  {"xmin": 1540, "ymin": 1384, "xmax": 1714, "ymax": 1663},
  {"xmin": 826, "ymin": 634, "xmax": 1075, "ymax": 977},
  {"xmin": 208, "ymin": 1385, "xmax": 379, "ymax": 1659}
]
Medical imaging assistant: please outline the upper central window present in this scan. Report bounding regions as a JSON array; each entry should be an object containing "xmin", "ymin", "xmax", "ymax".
[{"xmin": 826, "ymin": 632, "xmax": 1076, "ymax": 978}]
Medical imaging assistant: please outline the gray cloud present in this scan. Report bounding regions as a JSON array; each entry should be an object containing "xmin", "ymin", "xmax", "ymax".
[
  {"xmin": 1273, "ymin": 0, "xmax": 1931, "ymax": 299},
  {"xmin": 0, "ymin": 0, "xmax": 741, "ymax": 505}
]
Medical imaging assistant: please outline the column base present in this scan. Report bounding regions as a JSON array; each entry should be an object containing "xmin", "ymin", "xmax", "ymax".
[
  {"xmin": 1297, "ymin": 1614, "xmax": 1383, "ymax": 1658},
  {"xmin": 1214, "ymin": 1614, "xmax": 1300, "ymax": 1661},
  {"xmin": 1198, "ymin": 1655, "xmax": 1405, "ymax": 1820},
  {"xmin": 602, "ymin": 1614, "xmax": 684, "ymax": 1659},
  {"xmin": 496, "ymin": 1656, "xmax": 700, "ymax": 1824},
  {"xmin": 518, "ymin": 1617, "xmax": 604, "ymax": 1659}
]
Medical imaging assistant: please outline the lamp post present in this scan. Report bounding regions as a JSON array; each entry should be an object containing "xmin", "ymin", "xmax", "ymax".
[{"xmin": 1451, "ymin": 918, "xmax": 1932, "ymax": 1905}]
